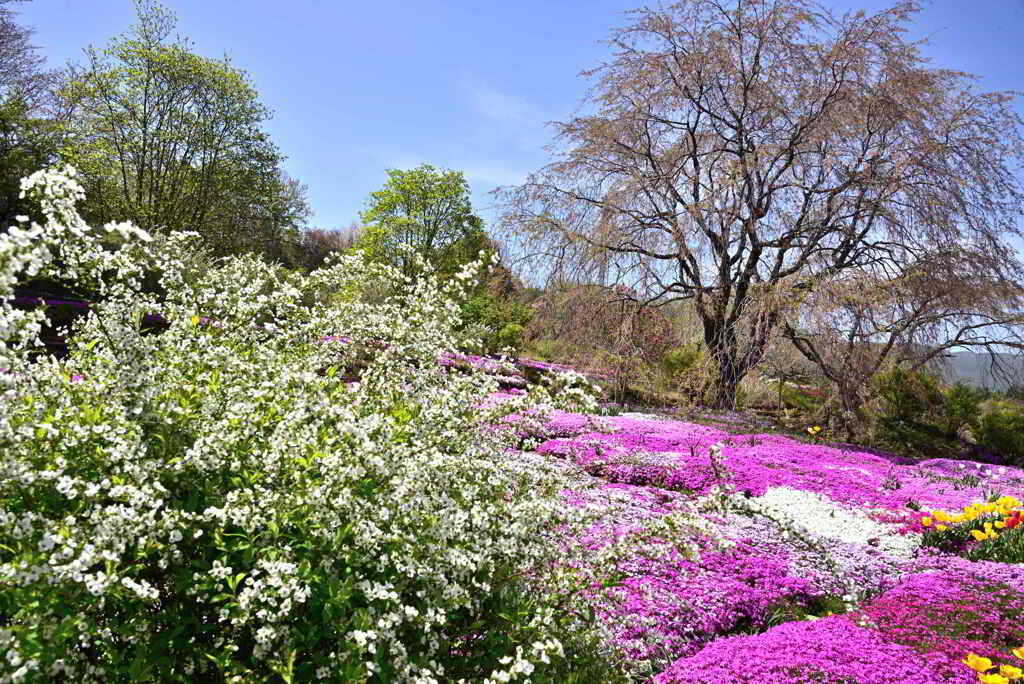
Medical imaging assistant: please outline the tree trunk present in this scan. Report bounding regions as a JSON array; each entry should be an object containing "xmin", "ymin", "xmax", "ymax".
[
  {"xmin": 835, "ymin": 382, "xmax": 866, "ymax": 442},
  {"xmin": 706, "ymin": 366, "xmax": 742, "ymax": 410},
  {"xmin": 701, "ymin": 316, "xmax": 763, "ymax": 410}
]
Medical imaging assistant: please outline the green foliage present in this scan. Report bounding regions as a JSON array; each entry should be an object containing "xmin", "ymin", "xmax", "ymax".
[
  {"xmin": 869, "ymin": 371, "xmax": 1022, "ymax": 462},
  {"xmin": 526, "ymin": 337, "xmax": 574, "ymax": 362},
  {"xmin": 0, "ymin": 97, "xmax": 62, "ymax": 227},
  {"xmin": 778, "ymin": 383, "xmax": 823, "ymax": 414},
  {"xmin": 359, "ymin": 163, "xmax": 486, "ymax": 278},
  {"xmin": 941, "ymin": 383, "xmax": 984, "ymax": 438},
  {"xmin": 658, "ymin": 344, "xmax": 708, "ymax": 406},
  {"xmin": 661, "ymin": 344, "xmax": 702, "ymax": 377},
  {"xmin": 867, "ymin": 367, "xmax": 955, "ymax": 457},
  {"xmin": 58, "ymin": 0, "xmax": 306, "ymax": 260},
  {"xmin": 976, "ymin": 400, "xmax": 1024, "ymax": 466},
  {"xmin": 1004, "ymin": 384, "xmax": 1024, "ymax": 401},
  {"xmin": 0, "ymin": 0, "xmax": 59, "ymax": 228},
  {"xmin": 496, "ymin": 322, "xmax": 525, "ymax": 350},
  {"xmin": 875, "ymin": 367, "xmax": 944, "ymax": 424},
  {"xmin": 441, "ymin": 583, "xmax": 628, "ymax": 684},
  {"xmin": 460, "ymin": 293, "xmax": 532, "ymax": 353}
]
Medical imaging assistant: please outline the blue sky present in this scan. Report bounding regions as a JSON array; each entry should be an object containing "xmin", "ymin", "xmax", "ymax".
[{"xmin": 14, "ymin": 0, "xmax": 1024, "ymax": 231}]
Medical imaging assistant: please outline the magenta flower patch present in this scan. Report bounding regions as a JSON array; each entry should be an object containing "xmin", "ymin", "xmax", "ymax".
[{"xmin": 510, "ymin": 397, "xmax": 1024, "ymax": 681}]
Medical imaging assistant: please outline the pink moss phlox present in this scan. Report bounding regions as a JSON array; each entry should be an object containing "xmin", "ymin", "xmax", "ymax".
[
  {"xmin": 857, "ymin": 570, "xmax": 1024, "ymax": 667},
  {"xmin": 534, "ymin": 412, "xmax": 1024, "ymax": 510},
  {"xmin": 583, "ymin": 536, "xmax": 825, "ymax": 664},
  {"xmin": 654, "ymin": 616, "xmax": 978, "ymax": 684},
  {"xmin": 438, "ymin": 351, "xmax": 520, "ymax": 376},
  {"xmin": 654, "ymin": 557, "xmax": 1024, "ymax": 683},
  {"xmin": 498, "ymin": 392, "xmax": 1024, "ymax": 681}
]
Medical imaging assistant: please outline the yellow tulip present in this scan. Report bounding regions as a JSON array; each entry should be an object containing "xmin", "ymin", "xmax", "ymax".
[
  {"xmin": 999, "ymin": 664, "xmax": 1023, "ymax": 680},
  {"xmin": 965, "ymin": 653, "xmax": 994, "ymax": 672},
  {"xmin": 980, "ymin": 673, "xmax": 1010, "ymax": 684},
  {"xmin": 1013, "ymin": 646, "xmax": 1024, "ymax": 660},
  {"xmin": 937, "ymin": 524, "xmax": 948, "ymax": 531},
  {"xmin": 921, "ymin": 517, "xmax": 933, "ymax": 527},
  {"xmin": 971, "ymin": 529, "xmax": 990, "ymax": 542},
  {"xmin": 995, "ymin": 521, "xmax": 1006, "ymax": 529}
]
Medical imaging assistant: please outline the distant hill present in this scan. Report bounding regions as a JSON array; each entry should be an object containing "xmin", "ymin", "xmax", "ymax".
[{"xmin": 939, "ymin": 351, "xmax": 1024, "ymax": 391}]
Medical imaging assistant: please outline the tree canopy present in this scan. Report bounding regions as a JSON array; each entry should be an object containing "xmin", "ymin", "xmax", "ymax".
[
  {"xmin": 498, "ymin": 0, "xmax": 1024, "ymax": 408},
  {"xmin": 58, "ymin": 0, "xmax": 307, "ymax": 260},
  {"xmin": 0, "ymin": 0, "xmax": 60, "ymax": 227},
  {"xmin": 359, "ymin": 164, "xmax": 487, "ymax": 278}
]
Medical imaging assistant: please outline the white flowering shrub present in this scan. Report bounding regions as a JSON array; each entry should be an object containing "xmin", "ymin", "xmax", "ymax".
[{"xmin": 0, "ymin": 167, "xmax": 616, "ymax": 683}]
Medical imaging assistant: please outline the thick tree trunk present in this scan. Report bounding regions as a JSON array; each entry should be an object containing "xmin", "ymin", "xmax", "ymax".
[
  {"xmin": 706, "ymin": 365, "xmax": 742, "ymax": 410},
  {"xmin": 702, "ymin": 320, "xmax": 747, "ymax": 410},
  {"xmin": 700, "ymin": 307, "xmax": 777, "ymax": 410},
  {"xmin": 835, "ymin": 382, "xmax": 867, "ymax": 442}
]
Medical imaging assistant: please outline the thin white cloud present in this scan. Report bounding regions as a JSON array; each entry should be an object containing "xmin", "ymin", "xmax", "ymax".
[
  {"xmin": 469, "ymin": 86, "xmax": 544, "ymax": 129},
  {"xmin": 460, "ymin": 162, "xmax": 531, "ymax": 190},
  {"xmin": 457, "ymin": 71, "xmax": 553, "ymax": 150}
]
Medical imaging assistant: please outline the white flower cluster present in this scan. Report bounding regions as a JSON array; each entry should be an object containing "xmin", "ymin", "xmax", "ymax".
[{"xmin": 0, "ymin": 166, "xmax": 604, "ymax": 682}]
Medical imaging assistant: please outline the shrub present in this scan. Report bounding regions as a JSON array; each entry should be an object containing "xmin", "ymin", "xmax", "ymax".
[
  {"xmin": 976, "ymin": 400, "xmax": 1024, "ymax": 466},
  {"xmin": 735, "ymin": 375, "xmax": 775, "ymax": 410},
  {"xmin": 496, "ymin": 322, "xmax": 525, "ymax": 351},
  {"xmin": 1004, "ymin": 384, "xmax": 1024, "ymax": 401},
  {"xmin": 661, "ymin": 345, "xmax": 702, "ymax": 377},
  {"xmin": 0, "ymin": 167, "xmax": 611, "ymax": 683},
  {"xmin": 659, "ymin": 344, "xmax": 707, "ymax": 405},
  {"xmin": 778, "ymin": 383, "xmax": 824, "ymax": 414},
  {"xmin": 941, "ymin": 383, "xmax": 983, "ymax": 438},
  {"xmin": 868, "ymin": 367, "xmax": 951, "ymax": 456},
  {"xmin": 875, "ymin": 367, "xmax": 944, "ymax": 424},
  {"xmin": 459, "ymin": 293, "xmax": 532, "ymax": 353},
  {"xmin": 525, "ymin": 338, "xmax": 573, "ymax": 362}
]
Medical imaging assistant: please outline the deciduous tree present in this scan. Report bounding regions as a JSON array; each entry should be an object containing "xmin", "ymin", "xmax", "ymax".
[
  {"xmin": 784, "ymin": 246, "xmax": 1024, "ymax": 437},
  {"xmin": 0, "ymin": 0, "xmax": 61, "ymax": 226},
  {"xmin": 359, "ymin": 164, "xmax": 486, "ymax": 278},
  {"xmin": 498, "ymin": 0, "xmax": 1024, "ymax": 408},
  {"xmin": 58, "ymin": 0, "xmax": 307, "ymax": 259}
]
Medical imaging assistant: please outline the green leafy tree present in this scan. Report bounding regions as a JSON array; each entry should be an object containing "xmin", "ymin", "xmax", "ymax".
[
  {"xmin": 0, "ymin": 0, "xmax": 62, "ymax": 227},
  {"xmin": 58, "ymin": 0, "xmax": 307, "ymax": 259},
  {"xmin": 977, "ymin": 400, "xmax": 1024, "ymax": 466},
  {"xmin": 359, "ymin": 163, "xmax": 486, "ymax": 277},
  {"xmin": 0, "ymin": 91, "xmax": 62, "ymax": 228}
]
